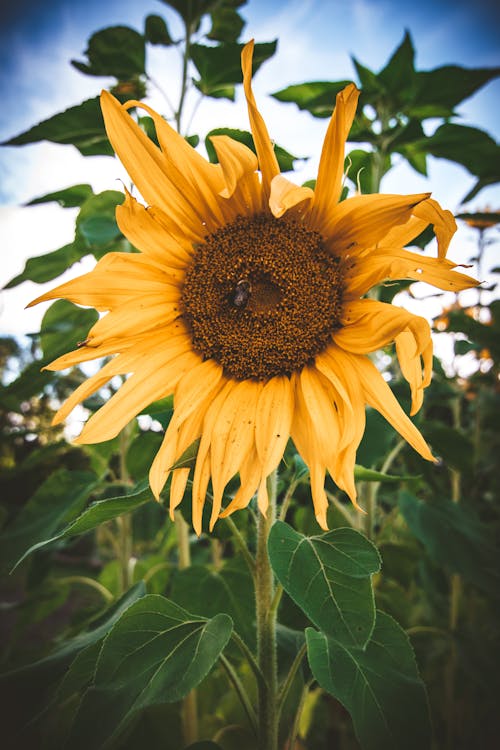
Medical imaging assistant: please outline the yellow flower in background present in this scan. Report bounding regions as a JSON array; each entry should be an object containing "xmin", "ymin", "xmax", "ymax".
[{"xmin": 30, "ymin": 41, "xmax": 477, "ymax": 533}]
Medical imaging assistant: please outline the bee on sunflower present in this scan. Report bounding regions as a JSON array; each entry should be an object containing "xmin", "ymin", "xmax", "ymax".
[{"xmin": 30, "ymin": 41, "xmax": 477, "ymax": 534}]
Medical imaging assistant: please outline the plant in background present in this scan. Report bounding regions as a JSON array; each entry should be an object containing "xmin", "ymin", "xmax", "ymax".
[{"xmin": 1, "ymin": 4, "xmax": 499, "ymax": 750}]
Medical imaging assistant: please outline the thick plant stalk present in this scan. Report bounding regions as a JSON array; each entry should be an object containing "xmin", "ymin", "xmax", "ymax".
[
  {"xmin": 175, "ymin": 511, "xmax": 199, "ymax": 744},
  {"xmin": 255, "ymin": 470, "xmax": 279, "ymax": 750}
]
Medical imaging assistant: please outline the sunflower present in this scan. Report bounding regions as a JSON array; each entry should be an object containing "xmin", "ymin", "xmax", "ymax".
[{"xmin": 30, "ymin": 41, "xmax": 477, "ymax": 533}]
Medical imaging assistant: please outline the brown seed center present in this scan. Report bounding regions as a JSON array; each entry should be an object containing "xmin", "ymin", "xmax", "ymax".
[{"xmin": 181, "ymin": 213, "xmax": 345, "ymax": 380}]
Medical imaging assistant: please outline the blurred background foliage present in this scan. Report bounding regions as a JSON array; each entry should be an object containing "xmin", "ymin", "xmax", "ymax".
[{"xmin": 1, "ymin": 1, "xmax": 499, "ymax": 749}]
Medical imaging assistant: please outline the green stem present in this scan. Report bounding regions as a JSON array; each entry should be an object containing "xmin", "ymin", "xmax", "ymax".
[
  {"xmin": 118, "ymin": 426, "xmax": 134, "ymax": 592},
  {"xmin": 230, "ymin": 631, "xmax": 265, "ymax": 689},
  {"xmin": 223, "ymin": 513, "xmax": 256, "ymax": 578},
  {"xmin": 277, "ymin": 642, "xmax": 307, "ymax": 716},
  {"xmin": 445, "ymin": 396, "xmax": 462, "ymax": 750},
  {"xmin": 278, "ymin": 478, "xmax": 298, "ymax": 522},
  {"xmin": 255, "ymin": 470, "xmax": 279, "ymax": 750},
  {"xmin": 220, "ymin": 654, "xmax": 258, "ymax": 734},
  {"xmin": 58, "ymin": 576, "xmax": 114, "ymax": 603},
  {"xmin": 176, "ymin": 21, "xmax": 192, "ymax": 134},
  {"xmin": 288, "ymin": 679, "xmax": 313, "ymax": 750},
  {"xmin": 175, "ymin": 510, "xmax": 198, "ymax": 744}
]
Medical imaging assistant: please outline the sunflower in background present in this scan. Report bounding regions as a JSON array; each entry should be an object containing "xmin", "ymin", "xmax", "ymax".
[{"xmin": 30, "ymin": 40, "xmax": 477, "ymax": 534}]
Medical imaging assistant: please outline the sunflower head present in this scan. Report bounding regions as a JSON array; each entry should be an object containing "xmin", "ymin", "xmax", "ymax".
[{"xmin": 30, "ymin": 40, "xmax": 478, "ymax": 533}]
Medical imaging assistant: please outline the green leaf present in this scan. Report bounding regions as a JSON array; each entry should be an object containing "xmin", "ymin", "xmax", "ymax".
[
  {"xmin": 40, "ymin": 300, "xmax": 99, "ymax": 362},
  {"xmin": 191, "ymin": 40, "xmax": 277, "ymax": 98},
  {"xmin": 3, "ymin": 241, "xmax": 88, "ymax": 288},
  {"xmin": 3, "ymin": 97, "xmax": 113, "ymax": 156},
  {"xmin": 410, "ymin": 64, "xmax": 500, "ymax": 118},
  {"xmin": 356, "ymin": 407, "xmax": 396, "ymax": 467},
  {"xmin": 0, "ymin": 583, "xmax": 146, "ymax": 742},
  {"xmin": 168, "ymin": 437, "xmax": 200, "ymax": 471},
  {"xmin": 399, "ymin": 491, "xmax": 500, "ymax": 597},
  {"xmin": 414, "ymin": 123, "xmax": 500, "ymax": 182},
  {"xmin": 205, "ymin": 128, "xmax": 304, "ymax": 172},
  {"xmin": 462, "ymin": 175, "xmax": 499, "ymax": 203},
  {"xmin": 71, "ymin": 26, "xmax": 146, "ymax": 79},
  {"xmin": 421, "ymin": 422, "xmax": 473, "ymax": 472},
  {"xmin": 0, "ymin": 469, "xmax": 97, "ymax": 570},
  {"xmin": 171, "ymin": 559, "xmax": 255, "ymax": 646},
  {"xmin": 67, "ymin": 596, "xmax": 233, "ymax": 749},
  {"xmin": 12, "ymin": 481, "xmax": 155, "ymax": 570},
  {"xmin": 378, "ymin": 30, "xmax": 416, "ymax": 102},
  {"xmin": 126, "ymin": 431, "xmax": 164, "ymax": 480},
  {"xmin": 306, "ymin": 611, "xmax": 431, "ymax": 750},
  {"xmin": 144, "ymin": 15, "xmax": 174, "ymax": 46},
  {"xmin": 159, "ymin": 0, "xmax": 219, "ymax": 28},
  {"xmin": 76, "ymin": 189, "xmax": 124, "ymax": 250},
  {"xmin": 345, "ymin": 149, "xmax": 392, "ymax": 193},
  {"xmin": 26, "ymin": 184, "xmax": 93, "ymax": 208},
  {"xmin": 207, "ymin": 6, "xmax": 245, "ymax": 42},
  {"xmin": 351, "ymin": 58, "xmax": 381, "ymax": 98},
  {"xmin": 268, "ymin": 521, "xmax": 380, "ymax": 648},
  {"xmin": 354, "ymin": 465, "xmax": 418, "ymax": 483},
  {"xmin": 271, "ymin": 80, "xmax": 353, "ymax": 118}
]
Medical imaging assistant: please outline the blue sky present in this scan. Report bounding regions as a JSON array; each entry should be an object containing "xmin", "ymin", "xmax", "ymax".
[{"xmin": 0, "ymin": 0, "xmax": 499, "ymax": 337}]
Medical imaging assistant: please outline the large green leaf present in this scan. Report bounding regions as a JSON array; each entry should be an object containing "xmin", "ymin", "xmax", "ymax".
[
  {"xmin": 0, "ymin": 469, "xmax": 97, "ymax": 570},
  {"xmin": 170, "ymin": 559, "xmax": 255, "ymax": 645},
  {"xmin": 378, "ymin": 30, "xmax": 417, "ymax": 104},
  {"xmin": 67, "ymin": 596, "xmax": 233, "ymax": 749},
  {"xmin": 207, "ymin": 4, "xmax": 245, "ymax": 42},
  {"xmin": 399, "ymin": 491, "xmax": 500, "ymax": 596},
  {"xmin": 268, "ymin": 521, "xmax": 380, "ymax": 648},
  {"xmin": 414, "ymin": 123, "xmax": 499, "ymax": 182},
  {"xmin": 3, "ymin": 97, "xmax": 113, "ymax": 156},
  {"xmin": 191, "ymin": 40, "xmax": 277, "ymax": 98},
  {"xmin": 12, "ymin": 481, "xmax": 155, "ymax": 569},
  {"xmin": 410, "ymin": 64, "xmax": 500, "ymax": 118},
  {"xmin": 26, "ymin": 184, "xmax": 93, "ymax": 208},
  {"xmin": 205, "ymin": 127, "xmax": 304, "ymax": 172},
  {"xmin": 71, "ymin": 26, "xmax": 146, "ymax": 79},
  {"xmin": 3, "ymin": 241, "xmax": 88, "ymax": 288},
  {"xmin": 271, "ymin": 80, "xmax": 352, "ymax": 118},
  {"xmin": 144, "ymin": 14, "xmax": 174, "ymax": 46},
  {"xmin": 306, "ymin": 611, "xmax": 431, "ymax": 750},
  {"xmin": 1, "ymin": 583, "xmax": 146, "ymax": 744}
]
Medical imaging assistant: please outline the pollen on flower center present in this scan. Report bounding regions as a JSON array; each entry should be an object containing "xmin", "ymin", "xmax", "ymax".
[{"xmin": 181, "ymin": 213, "xmax": 345, "ymax": 380}]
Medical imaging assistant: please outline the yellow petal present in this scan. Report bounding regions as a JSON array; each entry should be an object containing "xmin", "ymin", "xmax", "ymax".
[
  {"xmin": 344, "ymin": 246, "xmax": 478, "ymax": 299},
  {"xmin": 85, "ymin": 294, "xmax": 181, "ymax": 348},
  {"xmin": 269, "ymin": 175, "xmax": 314, "ymax": 219},
  {"xmin": 191, "ymin": 380, "xmax": 235, "ymax": 533},
  {"xmin": 52, "ymin": 354, "xmax": 129, "ymax": 425},
  {"xmin": 325, "ymin": 192, "xmax": 431, "ymax": 253},
  {"xmin": 255, "ymin": 376, "xmax": 293, "ymax": 479},
  {"xmin": 219, "ymin": 446, "xmax": 261, "ymax": 517},
  {"xmin": 169, "ymin": 468, "xmax": 191, "ymax": 513},
  {"xmin": 192, "ymin": 448, "xmax": 212, "ymax": 536},
  {"xmin": 100, "ymin": 90, "xmax": 206, "ymax": 235},
  {"xmin": 347, "ymin": 352, "xmax": 435, "ymax": 461},
  {"xmin": 75, "ymin": 348, "xmax": 199, "ymax": 444},
  {"xmin": 28, "ymin": 252, "xmax": 178, "ymax": 311},
  {"xmin": 209, "ymin": 379, "xmax": 262, "ymax": 529},
  {"xmin": 209, "ymin": 134, "xmax": 259, "ymax": 205},
  {"xmin": 412, "ymin": 197, "xmax": 456, "ymax": 259},
  {"xmin": 335, "ymin": 299, "xmax": 430, "ymax": 356},
  {"xmin": 241, "ymin": 40, "xmax": 280, "ymax": 205},
  {"xmin": 116, "ymin": 191, "xmax": 192, "ymax": 270},
  {"xmin": 309, "ymin": 83, "xmax": 360, "ymax": 231}
]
